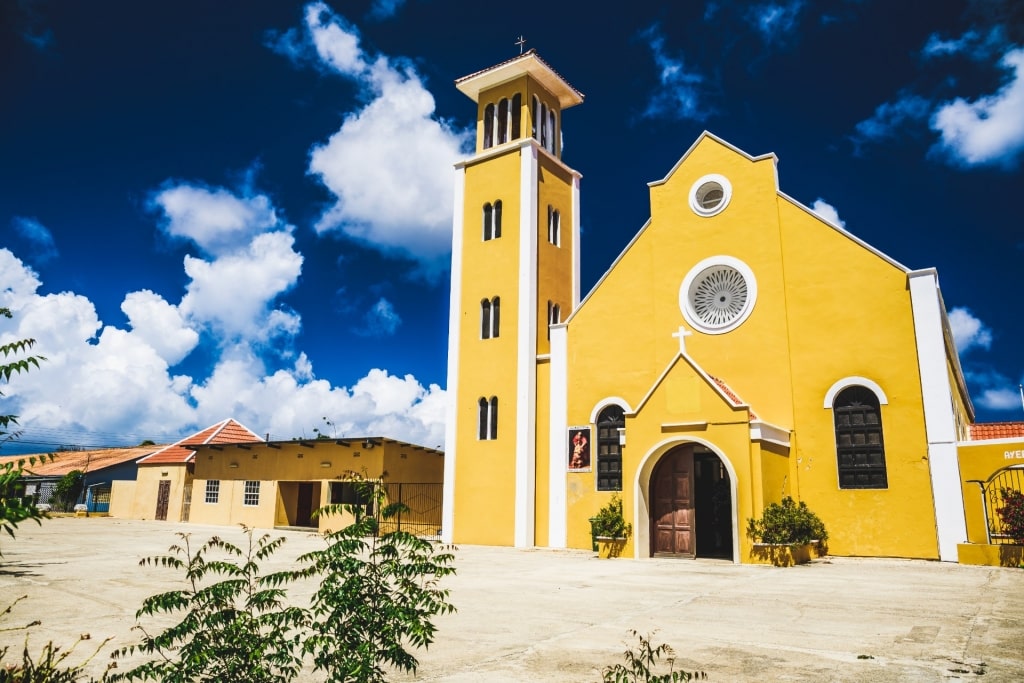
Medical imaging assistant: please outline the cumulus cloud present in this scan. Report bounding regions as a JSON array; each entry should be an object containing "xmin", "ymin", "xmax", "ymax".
[
  {"xmin": 922, "ymin": 27, "xmax": 1006, "ymax": 60},
  {"xmin": 853, "ymin": 93, "xmax": 932, "ymax": 148},
  {"xmin": 278, "ymin": 2, "xmax": 471, "ymax": 267},
  {"xmin": 976, "ymin": 386, "xmax": 1023, "ymax": 411},
  {"xmin": 354, "ymin": 297, "xmax": 401, "ymax": 337},
  {"xmin": 11, "ymin": 216, "xmax": 58, "ymax": 264},
  {"xmin": 179, "ymin": 231, "xmax": 303, "ymax": 343},
  {"xmin": 746, "ymin": 2, "xmax": 805, "ymax": 45},
  {"xmin": 809, "ymin": 199, "xmax": 845, "ymax": 228},
  {"xmin": 0, "ymin": 247, "xmax": 447, "ymax": 449},
  {"xmin": 948, "ymin": 307, "xmax": 994, "ymax": 354},
  {"xmin": 368, "ymin": 0, "xmax": 406, "ymax": 21},
  {"xmin": 929, "ymin": 48, "xmax": 1024, "ymax": 168},
  {"xmin": 151, "ymin": 183, "xmax": 284, "ymax": 257},
  {"xmin": 639, "ymin": 24, "xmax": 708, "ymax": 121}
]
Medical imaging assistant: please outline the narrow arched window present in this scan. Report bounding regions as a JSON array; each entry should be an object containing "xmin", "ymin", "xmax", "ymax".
[
  {"xmin": 481, "ymin": 299, "xmax": 492, "ymax": 339},
  {"xmin": 546, "ymin": 110, "xmax": 556, "ymax": 153},
  {"xmin": 511, "ymin": 93, "xmax": 522, "ymax": 139},
  {"xmin": 478, "ymin": 396, "xmax": 498, "ymax": 440},
  {"xmin": 532, "ymin": 96, "xmax": 540, "ymax": 140},
  {"xmin": 596, "ymin": 405, "xmax": 625, "ymax": 491},
  {"xmin": 483, "ymin": 103, "xmax": 495, "ymax": 149},
  {"xmin": 482, "ymin": 203, "xmax": 493, "ymax": 241},
  {"xmin": 478, "ymin": 397, "xmax": 489, "ymax": 440},
  {"xmin": 491, "ymin": 297, "xmax": 500, "ymax": 337},
  {"xmin": 497, "ymin": 98, "xmax": 509, "ymax": 144},
  {"xmin": 833, "ymin": 385, "xmax": 887, "ymax": 489},
  {"xmin": 540, "ymin": 103, "xmax": 549, "ymax": 150},
  {"xmin": 546, "ymin": 300, "xmax": 560, "ymax": 340},
  {"xmin": 547, "ymin": 206, "xmax": 561, "ymax": 246},
  {"xmin": 493, "ymin": 200, "xmax": 502, "ymax": 239}
]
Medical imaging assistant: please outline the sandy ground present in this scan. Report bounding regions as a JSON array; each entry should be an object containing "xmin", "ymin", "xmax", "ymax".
[{"xmin": 0, "ymin": 517, "xmax": 1022, "ymax": 681}]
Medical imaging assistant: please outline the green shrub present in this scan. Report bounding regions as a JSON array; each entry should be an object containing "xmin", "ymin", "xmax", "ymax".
[
  {"xmin": 746, "ymin": 496, "xmax": 828, "ymax": 545},
  {"xmin": 592, "ymin": 494, "xmax": 632, "ymax": 539},
  {"xmin": 997, "ymin": 488, "xmax": 1024, "ymax": 544},
  {"xmin": 601, "ymin": 630, "xmax": 706, "ymax": 682}
]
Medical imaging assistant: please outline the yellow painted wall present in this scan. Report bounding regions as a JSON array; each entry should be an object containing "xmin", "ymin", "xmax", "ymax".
[
  {"xmin": 536, "ymin": 155, "xmax": 574, "ymax": 355},
  {"xmin": 957, "ymin": 439, "xmax": 1024, "ymax": 544},
  {"xmin": 131, "ymin": 465, "xmax": 190, "ymax": 521},
  {"xmin": 108, "ymin": 480, "xmax": 135, "ymax": 518},
  {"xmin": 561, "ymin": 135, "xmax": 942, "ymax": 561}
]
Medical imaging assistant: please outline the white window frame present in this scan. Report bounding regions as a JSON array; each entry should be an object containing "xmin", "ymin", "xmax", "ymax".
[
  {"xmin": 243, "ymin": 480, "xmax": 260, "ymax": 507},
  {"xmin": 204, "ymin": 479, "xmax": 220, "ymax": 504}
]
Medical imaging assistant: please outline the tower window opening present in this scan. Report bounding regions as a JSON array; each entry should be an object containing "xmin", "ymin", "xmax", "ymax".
[
  {"xmin": 497, "ymin": 98, "xmax": 509, "ymax": 145},
  {"xmin": 481, "ymin": 296, "xmax": 500, "ymax": 339},
  {"xmin": 482, "ymin": 200, "xmax": 502, "ymax": 241},
  {"xmin": 546, "ymin": 300, "xmax": 560, "ymax": 339},
  {"xmin": 547, "ymin": 205, "xmax": 561, "ymax": 246},
  {"xmin": 546, "ymin": 109, "xmax": 556, "ymax": 153},
  {"xmin": 478, "ymin": 396, "xmax": 498, "ymax": 440},
  {"xmin": 511, "ymin": 93, "xmax": 522, "ymax": 140},
  {"xmin": 483, "ymin": 102, "xmax": 495, "ymax": 149}
]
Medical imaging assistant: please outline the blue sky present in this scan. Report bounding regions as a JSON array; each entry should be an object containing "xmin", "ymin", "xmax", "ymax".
[{"xmin": 1, "ymin": 0, "xmax": 1022, "ymax": 453}]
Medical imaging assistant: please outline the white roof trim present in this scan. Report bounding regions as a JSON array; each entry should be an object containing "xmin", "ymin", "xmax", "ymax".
[
  {"xmin": 648, "ymin": 131, "xmax": 779, "ymax": 188},
  {"xmin": 750, "ymin": 421, "xmax": 791, "ymax": 447},
  {"xmin": 633, "ymin": 351, "xmax": 751, "ymax": 416}
]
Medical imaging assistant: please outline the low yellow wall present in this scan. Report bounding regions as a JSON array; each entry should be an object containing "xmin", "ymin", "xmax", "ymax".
[
  {"xmin": 958, "ymin": 439, "xmax": 1024, "ymax": 544},
  {"xmin": 109, "ymin": 480, "xmax": 136, "ymax": 518},
  {"xmin": 957, "ymin": 543, "xmax": 1023, "ymax": 568}
]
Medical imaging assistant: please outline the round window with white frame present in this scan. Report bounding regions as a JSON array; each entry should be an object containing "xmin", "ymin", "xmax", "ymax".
[
  {"xmin": 679, "ymin": 256, "xmax": 757, "ymax": 334},
  {"xmin": 688, "ymin": 174, "xmax": 732, "ymax": 217}
]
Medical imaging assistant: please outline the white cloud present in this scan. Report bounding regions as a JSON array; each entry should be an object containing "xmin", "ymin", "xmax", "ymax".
[
  {"xmin": 922, "ymin": 27, "xmax": 1006, "ymax": 61},
  {"xmin": 11, "ymin": 216, "xmax": 58, "ymax": 263},
  {"xmin": 809, "ymin": 199, "xmax": 845, "ymax": 227},
  {"xmin": 640, "ymin": 25, "xmax": 707, "ymax": 121},
  {"xmin": 296, "ymin": 3, "xmax": 472, "ymax": 265},
  {"xmin": 853, "ymin": 93, "xmax": 932, "ymax": 146},
  {"xmin": 121, "ymin": 290, "xmax": 199, "ymax": 366},
  {"xmin": 930, "ymin": 48, "xmax": 1024, "ymax": 168},
  {"xmin": 977, "ymin": 387, "xmax": 1022, "ymax": 411},
  {"xmin": 0, "ymin": 247, "xmax": 447, "ymax": 450},
  {"xmin": 368, "ymin": 0, "xmax": 405, "ymax": 20},
  {"xmin": 180, "ymin": 231, "xmax": 303, "ymax": 343},
  {"xmin": 151, "ymin": 183, "xmax": 283, "ymax": 256},
  {"xmin": 355, "ymin": 297, "xmax": 401, "ymax": 337},
  {"xmin": 747, "ymin": 2, "xmax": 804, "ymax": 45},
  {"xmin": 948, "ymin": 307, "xmax": 994, "ymax": 354}
]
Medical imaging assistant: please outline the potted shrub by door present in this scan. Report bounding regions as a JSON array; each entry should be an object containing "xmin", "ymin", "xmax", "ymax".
[
  {"xmin": 592, "ymin": 494, "xmax": 632, "ymax": 558},
  {"xmin": 746, "ymin": 496, "xmax": 828, "ymax": 567}
]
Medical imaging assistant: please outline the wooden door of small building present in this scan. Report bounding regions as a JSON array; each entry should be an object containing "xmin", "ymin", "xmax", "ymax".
[
  {"xmin": 155, "ymin": 480, "xmax": 171, "ymax": 521},
  {"xmin": 651, "ymin": 448, "xmax": 695, "ymax": 557},
  {"xmin": 295, "ymin": 483, "xmax": 314, "ymax": 527}
]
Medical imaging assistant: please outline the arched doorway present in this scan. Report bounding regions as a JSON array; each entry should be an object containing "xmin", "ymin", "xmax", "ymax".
[{"xmin": 650, "ymin": 444, "xmax": 732, "ymax": 559}]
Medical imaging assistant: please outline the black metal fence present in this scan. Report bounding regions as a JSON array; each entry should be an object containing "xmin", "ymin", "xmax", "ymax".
[
  {"xmin": 978, "ymin": 465, "xmax": 1024, "ymax": 543},
  {"xmin": 377, "ymin": 482, "xmax": 443, "ymax": 541}
]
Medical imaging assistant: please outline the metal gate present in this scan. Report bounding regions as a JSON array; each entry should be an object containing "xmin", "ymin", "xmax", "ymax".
[
  {"xmin": 973, "ymin": 465, "xmax": 1024, "ymax": 543},
  {"xmin": 377, "ymin": 483, "xmax": 443, "ymax": 540}
]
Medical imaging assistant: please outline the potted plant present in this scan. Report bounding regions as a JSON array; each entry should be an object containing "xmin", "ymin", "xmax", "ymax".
[
  {"xmin": 591, "ymin": 494, "xmax": 632, "ymax": 558},
  {"xmin": 746, "ymin": 496, "xmax": 828, "ymax": 566}
]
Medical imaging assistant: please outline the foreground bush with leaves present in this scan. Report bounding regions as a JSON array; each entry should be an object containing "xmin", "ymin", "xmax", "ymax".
[
  {"xmin": 0, "ymin": 596, "xmax": 110, "ymax": 683},
  {"xmin": 601, "ymin": 630, "xmax": 706, "ymax": 682},
  {"xmin": 110, "ymin": 476, "xmax": 456, "ymax": 682}
]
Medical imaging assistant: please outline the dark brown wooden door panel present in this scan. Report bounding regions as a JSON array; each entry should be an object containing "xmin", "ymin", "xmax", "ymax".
[
  {"xmin": 651, "ymin": 449, "xmax": 695, "ymax": 557},
  {"xmin": 155, "ymin": 480, "xmax": 171, "ymax": 521}
]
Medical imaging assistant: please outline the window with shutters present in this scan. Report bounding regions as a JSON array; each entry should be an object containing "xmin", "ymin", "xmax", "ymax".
[
  {"xmin": 596, "ymin": 405, "xmax": 625, "ymax": 491},
  {"xmin": 833, "ymin": 385, "xmax": 888, "ymax": 489}
]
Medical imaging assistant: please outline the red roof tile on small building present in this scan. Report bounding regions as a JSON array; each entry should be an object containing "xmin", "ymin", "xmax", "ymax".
[
  {"xmin": 137, "ymin": 418, "xmax": 263, "ymax": 465},
  {"xmin": 0, "ymin": 446, "xmax": 157, "ymax": 477},
  {"xmin": 708, "ymin": 376, "xmax": 760, "ymax": 421},
  {"xmin": 970, "ymin": 422, "xmax": 1024, "ymax": 441}
]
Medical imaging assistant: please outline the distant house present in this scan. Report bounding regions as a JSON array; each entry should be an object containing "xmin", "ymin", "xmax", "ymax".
[
  {"xmin": 187, "ymin": 437, "xmax": 444, "ymax": 536},
  {"xmin": 0, "ymin": 446, "xmax": 156, "ymax": 512},
  {"xmin": 110, "ymin": 419, "xmax": 264, "ymax": 522}
]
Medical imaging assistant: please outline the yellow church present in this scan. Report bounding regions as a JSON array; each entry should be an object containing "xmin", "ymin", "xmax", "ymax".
[{"xmin": 441, "ymin": 50, "xmax": 1024, "ymax": 565}]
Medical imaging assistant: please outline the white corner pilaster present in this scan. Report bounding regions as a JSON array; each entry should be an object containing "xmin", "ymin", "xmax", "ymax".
[
  {"xmin": 514, "ymin": 144, "xmax": 539, "ymax": 548},
  {"xmin": 441, "ymin": 167, "xmax": 465, "ymax": 544},
  {"xmin": 908, "ymin": 269, "xmax": 967, "ymax": 562},
  {"xmin": 571, "ymin": 174, "xmax": 581, "ymax": 307},
  {"xmin": 548, "ymin": 323, "xmax": 568, "ymax": 547}
]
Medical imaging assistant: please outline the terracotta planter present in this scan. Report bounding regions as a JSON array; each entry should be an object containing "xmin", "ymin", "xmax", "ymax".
[{"xmin": 596, "ymin": 536, "xmax": 627, "ymax": 559}]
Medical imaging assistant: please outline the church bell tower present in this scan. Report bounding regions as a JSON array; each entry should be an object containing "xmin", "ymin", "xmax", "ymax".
[{"xmin": 442, "ymin": 51, "xmax": 583, "ymax": 546}]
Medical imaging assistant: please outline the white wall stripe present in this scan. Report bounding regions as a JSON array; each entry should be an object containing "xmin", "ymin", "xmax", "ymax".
[{"xmin": 441, "ymin": 167, "xmax": 465, "ymax": 544}]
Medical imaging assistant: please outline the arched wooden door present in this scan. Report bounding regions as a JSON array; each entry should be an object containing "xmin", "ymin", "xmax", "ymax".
[{"xmin": 650, "ymin": 447, "xmax": 695, "ymax": 558}]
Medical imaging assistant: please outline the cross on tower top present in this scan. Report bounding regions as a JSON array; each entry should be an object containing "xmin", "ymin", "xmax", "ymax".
[{"xmin": 515, "ymin": 35, "xmax": 526, "ymax": 54}]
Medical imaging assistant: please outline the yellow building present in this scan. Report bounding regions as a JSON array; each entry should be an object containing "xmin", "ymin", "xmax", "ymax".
[
  {"xmin": 442, "ymin": 50, "xmax": 1024, "ymax": 564},
  {"xmin": 188, "ymin": 437, "xmax": 444, "ymax": 535}
]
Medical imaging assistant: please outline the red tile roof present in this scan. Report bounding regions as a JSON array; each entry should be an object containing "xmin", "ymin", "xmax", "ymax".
[
  {"xmin": 137, "ymin": 419, "xmax": 263, "ymax": 465},
  {"xmin": 0, "ymin": 446, "xmax": 157, "ymax": 477},
  {"xmin": 709, "ymin": 376, "xmax": 760, "ymax": 421},
  {"xmin": 970, "ymin": 422, "xmax": 1024, "ymax": 441}
]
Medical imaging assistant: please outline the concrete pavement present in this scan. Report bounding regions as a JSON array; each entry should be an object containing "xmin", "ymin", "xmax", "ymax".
[{"xmin": 0, "ymin": 518, "xmax": 1021, "ymax": 681}]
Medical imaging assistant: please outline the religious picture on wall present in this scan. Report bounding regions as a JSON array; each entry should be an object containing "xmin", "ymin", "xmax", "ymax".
[{"xmin": 568, "ymin": 426, "xmax": 591, "ymax": 471}]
